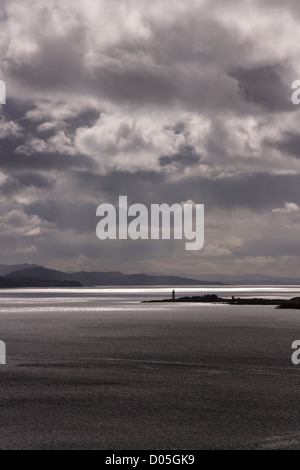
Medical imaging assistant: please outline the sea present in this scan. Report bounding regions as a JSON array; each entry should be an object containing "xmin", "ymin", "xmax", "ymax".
[{"xmin": 0, "ymin": 285, "xmax": 300, "ymax": 450}]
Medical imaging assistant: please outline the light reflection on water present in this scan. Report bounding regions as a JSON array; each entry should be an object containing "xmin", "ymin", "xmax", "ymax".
[
  {"xmin": 0, "ymin": 285, "xmax": 300, "ymax": 297},
  {"xmin": 0, "ymin": 285, "xmax": 300, "ymax": 294},
  {"xmin": 0, "ymin": 285, "xmax": 299, "ymax": 315}
]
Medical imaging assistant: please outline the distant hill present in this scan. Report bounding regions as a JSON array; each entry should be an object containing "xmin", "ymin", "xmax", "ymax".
[
  {"xmin": 6, "ymin": 266, "xmax": 71, "ymax": 281},
  {"xmin": 7, "ymin": 277, "xmax": 82, "ymax": 288},
  {"xmin": 0, "ymin": 263, "xmax": 40, "ymax": 276},
  {"xmin": 5, "ymin": 266, "xmax": 224, "ymax": 286},
  {"xmin": 0, "ymin": 275, "xmax": 17, "ymax": 287},
  {"xmin": 69, "ymin": 271, "xmax": 223, "ymax": 286},
  {"xmin": 4, "ymin": 265, "xmax": 300, "ymax": 286},
  {"xmin": 0, "ymin": 274, "xmax": 81, "ymax": 288}
]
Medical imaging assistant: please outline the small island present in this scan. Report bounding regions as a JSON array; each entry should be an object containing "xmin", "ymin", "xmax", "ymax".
[{"xmin": 143, "ymin": 293, "xmax": 300, "ymax": 309}]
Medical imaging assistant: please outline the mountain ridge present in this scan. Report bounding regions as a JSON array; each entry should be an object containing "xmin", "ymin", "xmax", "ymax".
[
  {"xmin": 0, "ymin": 263, "xmax": 40, "ymax": 276},
  {"xmin": 0, "ymin": 274, "xmax": 81, "ymax": 288},
  {"xmin": 3, "ymin": 264, "xmax": 300, "ymax": 286},
  {"xmin": 5, "ymin": 266, "xmax": 224, "ymax": 286}
]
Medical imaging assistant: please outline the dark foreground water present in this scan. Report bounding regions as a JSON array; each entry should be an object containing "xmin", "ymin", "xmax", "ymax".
[{"xmin": 0, "ymin": 285, "xmax": 300, "ymax": 450}]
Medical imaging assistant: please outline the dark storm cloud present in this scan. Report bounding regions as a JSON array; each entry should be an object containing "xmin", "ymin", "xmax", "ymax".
[
  {"xmin": 159, "ymin": 145, "xmax": 200, "ymax": 168},
  {"xmin": 0, "ymin": 101, "xmax": 98, "ymax": 173},
  {"xmin": 1, "ymin": 149, "xmax": 96, "ymax": 171},
  {"xmin": 266, "ymin": 132, "xmax": 300, "ymax": 158},
  {"xmin": 74, "ymin": 169, "xmax": 164, "ymax": 203},
  {"xmin": 0, "ymin": 2, "xmax": 251, "ymax": 112},
  {"xmin": 230, "ymin": 65, "xmax": 294, "ymax": 113},
  {"xmin": 0, "ymin": 172, "xmax": 54, "ymax": 196},
  {"xmin": 155, "ymin": 173, "xmax": 300, "ymax": 211},
  {"xmin": 67, "ymin": 109, "xmax": 100, "ymax": 131},
  {"xmin": 235, "ymin": 239, "xmax": 300, "ymax": 258},
  {"xmin": 3, "ymin": 11, "xmax": 177, "ymax": 107},
  {"xmin": 0, "ymin": 138, "xmax": 96, "ymax": 171},
  {"xmin": 1, "ymin": 0, "xmax": 300, "ymax": 274},
  {"xmin": 91, "ymin": 65, "xmax": 178, "ymax": 106},
  {"xmin": 5, "ymin": 23, "xmax": 88, "ymax": 93},
  {"xmin": 1, "ymin": 99, "xmax": 32, "ymax": 123},
  {"xmin": 75, "ymin": 170, "xmax": 300, "ymax": 211},
  {"xmin": 16, "ymin": 172, "xmax": 55, "ymax": 189},
  {"xmin": 23, "ymin": 199, "xmax": 96, "ymax": 233}
]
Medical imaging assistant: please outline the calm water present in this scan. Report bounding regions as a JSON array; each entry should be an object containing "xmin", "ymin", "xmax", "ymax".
[{"xmin": 0, "ymin": 285, "xmax": 300, "ymax": 449}]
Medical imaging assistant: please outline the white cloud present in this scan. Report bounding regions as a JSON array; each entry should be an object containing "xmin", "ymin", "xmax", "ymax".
[
  {"xmin": 0, "ymin": 116, "xmax": 22, "ymax": 139},
  {"xmin": 2, "ymin": 0, "xmax": 300, "ymax": 274},
  {"xmin": 16, "ymin": 131, "xmax": 76, "ymax": 156},
  {"xmin": 75, "ymin": 110, "xmax": 187, "ymax": 173},
  {"xmin": 272, "ymin": 202, "xmax": 299, "ymax": 213}
]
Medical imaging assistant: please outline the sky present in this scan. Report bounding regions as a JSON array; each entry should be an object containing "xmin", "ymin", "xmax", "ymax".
[{"xmin": 1, "ymin": 0, "xmax": 300, "ymax": 276}]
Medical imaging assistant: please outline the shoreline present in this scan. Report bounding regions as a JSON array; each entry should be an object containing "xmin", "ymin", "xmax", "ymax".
[{"xmin": 143, "ymin": 293, "xmax": 300, "ymax": 309}]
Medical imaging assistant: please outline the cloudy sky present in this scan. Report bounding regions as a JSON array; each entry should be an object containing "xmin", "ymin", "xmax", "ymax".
[{"xmin": 1, "ymin": 0, "xmax": 300, "ymax": 276}]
